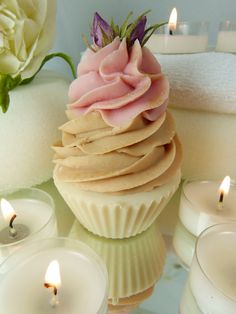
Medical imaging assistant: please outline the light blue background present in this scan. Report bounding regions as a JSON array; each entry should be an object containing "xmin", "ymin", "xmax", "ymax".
[{"xmin": 47, "ymin": 0, "xmax": 236, "ymax": 76}]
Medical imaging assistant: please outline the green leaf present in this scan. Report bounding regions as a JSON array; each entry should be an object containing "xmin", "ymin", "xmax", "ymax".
[
  {"xmin": 120, "ymin": 11, "xmax": 133, "ymax": 38},
  {"xmin": 142, "ymin": 21, "xmax": 167, "ymax": 46},
  {"xmin": 20, "ymin": 52, "xmax": 76, "ymax": 86}
]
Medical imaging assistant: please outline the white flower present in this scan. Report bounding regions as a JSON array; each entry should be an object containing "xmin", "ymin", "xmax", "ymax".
[{"xmin": 0, "ymin": 0, "xmax": 56, "ymax": 79}]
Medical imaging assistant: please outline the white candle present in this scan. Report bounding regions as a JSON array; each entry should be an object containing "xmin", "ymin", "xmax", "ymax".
[
  {"xmin": 180, "ymin": 223, "xmax": 236, "ymax": 314},
  {"xmin": 146, "ymin": 8, "xmax": 208, "ymax": 54},
  {"xmin": 179, "ymin": 178, "xmax": 236, "ymax": 236},
  {"xmin": 216, "ymin": 21, "xmax": 236, "ymax": 53},
  {"xmin": 216, "ymin": 31, "xmax": 236, "ymax": 52},
  {"xmin": 146, "ymin": 34, "xmax": 208, "ymax": 54},
  {"xmin": 0, "ymin": 188, "xmax": 57, "ymax": 263},
  {"xmin": 0, "ymin": 238, "xmax": 108, "ymax": 314}
]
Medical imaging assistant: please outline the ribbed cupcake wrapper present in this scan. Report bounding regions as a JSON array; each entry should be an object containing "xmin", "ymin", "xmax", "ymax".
[
  {"xmin": 55, "ymin": 170, "xmax": 181, "ymax": 239},
  {"xmin": 69, "ymin": 220, "xmax": 165, "ymax": 301}
]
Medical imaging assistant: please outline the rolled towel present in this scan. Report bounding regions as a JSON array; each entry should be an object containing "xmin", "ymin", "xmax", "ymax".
[
  {"xmin": 0, "ymin": 70, "xmax": 70, "ymax": 193},
  {"xmin": 156, "ymin": 52, "xmax": 236, "ymax": 114}
]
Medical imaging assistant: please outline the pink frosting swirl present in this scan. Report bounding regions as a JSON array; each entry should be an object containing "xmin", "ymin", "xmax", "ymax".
[{"xmin": 68, "ymin": 37, "xmax": 169, "ymax": 127}]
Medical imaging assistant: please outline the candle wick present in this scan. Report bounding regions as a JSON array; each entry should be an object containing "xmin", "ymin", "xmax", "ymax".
[
  {"xmin": 9, "ymin": 214, "xmax": 17, "ymax": 237},
  {"xmin": 169, "ymin": 29, "xmax": 173, "ymax": 35},
  {"xmin": 218, "ymin": 191, "xmax": 224, "ymax": 210},
  {"xmin": 44, "ymin": 283, "xmax": 59, "ymax": 307}
]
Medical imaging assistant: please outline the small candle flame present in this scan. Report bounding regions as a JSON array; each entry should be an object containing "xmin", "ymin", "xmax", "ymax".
[
  {"xmin": 219, "ymin": 176, "xmax": 231, "ymax": 196},
  {"xmin": 218, "ymin": 176, "xmax": 231, "ymax": 210},
  {"xmin": 168, "ymin": 7, "xmax": 177, "ymax": 32},
  {"xmin": 45, "ymin": 260, "xmax": 61, "ymax": 288},
  {"xmin": 1, "ymin": 198, "xmax": 16, "ymax": 222}
]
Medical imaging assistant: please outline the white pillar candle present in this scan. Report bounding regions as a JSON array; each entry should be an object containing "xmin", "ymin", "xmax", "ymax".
[
  {"xmin": 0, "ymin": 188, "xmax": 57, "ymax": 263},
  {"xmin": 146, "ymin": 8, "xmax": 208, "ymax": 54},
  {"xmin": 179, "ymin": 178, "xmax": 236, "ymax": 236},
  {"xmin": 180, "ymin": 223, "xmax": 236, "ymax": 314},
  {"xmin": 146, "ymin": 34, "xmax": 208, "ymax": 54},
  {"xmin": 0, "ymin": 237, "xmax": 108, "ymax": 314},
  {"xmin": 216, "ymin": 21, "xmax": 236, "ymax": 53},
  {"xmin": 216, "ymin": 31, "xmax": 236, "ymax": 52}
]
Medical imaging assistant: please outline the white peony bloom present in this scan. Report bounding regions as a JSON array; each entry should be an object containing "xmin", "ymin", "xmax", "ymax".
[{"xmin": 0, "ymin": 0, "xmax": 56, "ymax": 79}]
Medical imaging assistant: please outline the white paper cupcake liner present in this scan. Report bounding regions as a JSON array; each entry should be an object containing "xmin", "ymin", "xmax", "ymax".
[
  {"xmin": 69, "ymin": 220, "xmax": 165, "ymax": 302},
  {"xmin": 54, "ymin": 170, "xmax": 181, "ymax": 239}
]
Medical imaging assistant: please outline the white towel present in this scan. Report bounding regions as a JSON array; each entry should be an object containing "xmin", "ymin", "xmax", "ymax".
[{"xmin": 156, "ymin": 52, "xmax": 236, "ymax": 115}]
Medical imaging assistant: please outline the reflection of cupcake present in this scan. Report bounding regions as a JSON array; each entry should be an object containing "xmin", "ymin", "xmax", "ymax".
[
  {"xmin": 53, "ymin": 12, "xmax": 182, "ymax": 238},
  {"xmin": 69, "ymin": 220, "xmax": 166, "ymax": 306},
  {"xmin": 108, "ymin": 287, "xmax": 154, "ymax": 314}
]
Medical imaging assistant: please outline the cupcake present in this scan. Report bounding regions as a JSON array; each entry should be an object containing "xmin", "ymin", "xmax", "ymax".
[{"xmin": 53, "ymin": 12, "xmax": 182, "ymax": 238}]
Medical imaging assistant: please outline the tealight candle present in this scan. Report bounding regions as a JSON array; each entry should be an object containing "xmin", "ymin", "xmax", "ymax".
[
  {"xmin": 146, "ymin": 8, "xmax": 208, "ymax": 54},
  {"xmin": 0, "ymin": 237, "xmax": 108, "ymax": 314},
  {"xmin": 180, "ymin": 223, "xmax": 236, "ymax": 314},
  {"xmin": 0, "ymin": 188, "xmax": 57, "ymax": 263},
  {"xmin": 216, "ymin": 21, "xmax": 236, "ymax": 53},
  {"xmin": 179, "ymin": 176, "xmax": 236, "ymax": 236}
]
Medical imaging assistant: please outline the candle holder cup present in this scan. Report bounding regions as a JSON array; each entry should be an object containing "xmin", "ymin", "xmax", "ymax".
[
  {"xmin": 0, "ymin": 237, "xmax": 108, "ymax": 314},
  {"xmin": 0, "ymin": 188, "xmax": 57, "ymax": 263},
  {"xmin": 179, "ymin": 178, "xmax": 236, "ymax": 237},
  {"xmin": 180, "ymin": 223, "xmax": 236, "ymax": 314}
]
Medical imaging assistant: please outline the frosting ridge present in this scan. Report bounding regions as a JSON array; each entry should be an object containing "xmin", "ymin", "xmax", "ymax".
[{"xmin": 53, "ymin": 38, "xmax": 181, "ymax": 194}]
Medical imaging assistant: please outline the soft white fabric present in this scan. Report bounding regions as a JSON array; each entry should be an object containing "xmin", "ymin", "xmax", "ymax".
[
  {"xmin": 0, "ymin": 70, "xmax": 70, "ymax": 194},
  {"xmin": 156, "ymin": 52, "xmax": 236, "ymax": 115}
]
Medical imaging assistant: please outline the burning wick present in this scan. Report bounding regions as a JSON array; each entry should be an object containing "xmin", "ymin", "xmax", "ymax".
[
  {"xmin": 44, "ymin": 283, "xmax": 59, "ymax": 307},
  {"xmin": 9, "ymin": 213, "xmax": 17, "ymax": 237},
  {"xmin": 44, "ymin": 260, "xmax": 61, "ymax": 308},
  {"xmin": 168, "ymin": 7, "xmax": 177, "ymax": 36},
  {"xmin": 218, "ymin": 176, "xmax": 231, "ymax": 210}
]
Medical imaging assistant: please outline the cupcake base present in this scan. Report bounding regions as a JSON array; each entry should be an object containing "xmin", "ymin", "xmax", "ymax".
[{"xmin": 54, "ymin": 170, "xmax": 181, "ymax": 238}]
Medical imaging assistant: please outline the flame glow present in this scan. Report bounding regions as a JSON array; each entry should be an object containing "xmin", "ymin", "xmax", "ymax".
[
  {"xmin": 1, "ymin": 198, "xmax": 16, "ymax": 222},
  {"xmin": 168, "ymin": 7, "xmax": 177, "ymax": 31},
  {"xmin": 45, "ymin": 260, "xmax": 61, "ymax": 288},
  {"xmin": 219, "ymin": 176, "xmax": 231, "ymax": 195}
]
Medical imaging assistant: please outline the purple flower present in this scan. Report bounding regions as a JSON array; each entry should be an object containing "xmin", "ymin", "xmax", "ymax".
[
  {"xmin": 130, "ymin": 16, "xmax": 147, "ymax": 45},
  {"xmin": 91, "ymin": 12, "xmax": 114, "ymax": 47}
]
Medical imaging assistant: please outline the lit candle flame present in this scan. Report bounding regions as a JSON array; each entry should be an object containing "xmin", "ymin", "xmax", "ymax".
[
  {"xmin": 219, "ymin": 176, "xmax": 231, "ymax": 195},
  {"xmin": 218, "ymin": 176, "xmax": 231, "ymax": 210},
  {"xmin": 45, "ymin": 260, "xmax": 61, "ymax": 288},
  {"xmin": 168, "ymin": 7, "xmax": 177, "ymax": 32},
  {"xmin": 1, "ymin": 198, "xmax": 16, "ymax": 222}
]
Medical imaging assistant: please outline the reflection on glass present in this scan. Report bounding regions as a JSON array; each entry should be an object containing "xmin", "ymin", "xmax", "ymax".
[
  {"xmin": 180, "ymin": 223, "xmax": 236, "ymax": 314},
  {"xmin": 173, "ymin": 220, "xmax": 196, "ymax": 270},
  {"xmin": 69, "ymin": 220, "xmax": 166, "ymax": 313}
]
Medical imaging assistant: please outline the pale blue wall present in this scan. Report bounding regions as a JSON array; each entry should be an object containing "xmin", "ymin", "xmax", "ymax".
[{"xmin": 47, "ymin": 0, "xmax": 236, "ymax": 76}]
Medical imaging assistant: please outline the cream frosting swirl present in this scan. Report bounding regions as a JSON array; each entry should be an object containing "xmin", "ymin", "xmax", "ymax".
[{"xmin": 53, "ymin": 38, "xmax": 181, "ymax": 193}]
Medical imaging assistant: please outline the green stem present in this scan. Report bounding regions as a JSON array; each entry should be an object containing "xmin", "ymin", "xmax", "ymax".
[{"xmin": 20, "ymin": 52, "xmax": 76, "ymax": 86}]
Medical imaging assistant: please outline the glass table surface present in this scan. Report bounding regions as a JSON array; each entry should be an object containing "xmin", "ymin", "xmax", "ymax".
[{"xmin": 37, "ymin": 179, "xmax": 187, "ymax": 314}]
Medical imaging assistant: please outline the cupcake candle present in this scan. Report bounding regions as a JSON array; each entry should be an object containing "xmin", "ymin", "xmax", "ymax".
[{"xmin": 53, "ymin": 11, "xmax": 182, "ymax": 238}]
